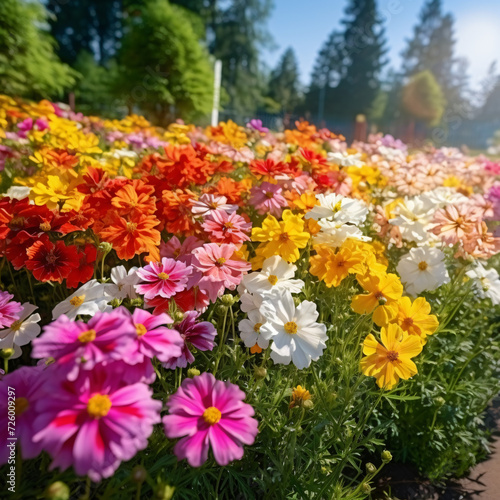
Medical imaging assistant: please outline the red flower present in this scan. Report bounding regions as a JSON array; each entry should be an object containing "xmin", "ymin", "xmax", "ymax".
[
  {"xmin": 25, "ymin": 237, "xmax": 80, "ymax": 284},
  {"xmin": 66, "ymin": 244, "xmax": 97, "ymax": 289}
]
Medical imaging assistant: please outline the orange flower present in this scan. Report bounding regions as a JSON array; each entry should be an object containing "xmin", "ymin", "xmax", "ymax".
[
  {"xmin": 98, "ymin": 213, "xmax": 161, "ymax": 261},
  {"xmin": 162, "ymin": 189, "xmax": 198, "ymax": 235},
  {"xmin": 206, "ymin": 178, "xmax": 246, "ymax": 205},
  {"xmin": 111, "ymin": 180, "xmax": 156, "ymax": 216}
]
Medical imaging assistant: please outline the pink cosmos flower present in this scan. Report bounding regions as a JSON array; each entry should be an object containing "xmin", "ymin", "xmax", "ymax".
[
  {"xmin": 431, "ymin": 204, "xmax": 482, "ymax": 245},
  {"xmin": 136, "ymin": 258, "xmax": 191, "ymax": 300},
  {"xmin": 160, "ymin": 236, "xmax": 204, "ymax": 267},
  {"xmin": 202, "ymin": 209, "xmax": 251, "ymax": 247},
  {"xmin": 0, "ymin": 291, "xmax": 22, "ymax": 329},
  {"xmin": 163, "ymin": 372, "xmax": 258, "ymax": 467},
  {"xmin": 125, "ymin": 308, "xmax": 184, "ymax": 364},
  {"xmin": 192, "ymin": 243, "xmax": 251, "ymax": 301},
  {"xmin": 162, "ymin": 311, "xmax": 217, "ymax": 369},
  {"xmin": 249, "ymin": 182, "xmax": 287, "ymax": 216},
  {"xmin": 191, "ymin": 194, "xmax": 237, "ymax": 217},
  {"xmin": 246, "ymin": 118, "xmax": 269, "ymax": 133},
  {"xmin": 33, "ymin": 365, "xmax": 161, "ymax": 482},
  {"xmin": 31, "ymin": 308, "xmax": 137, "ymax": 380},
  {"xmin": 0, "ymin": 366, "xmax": 46, "ymax": 465}
]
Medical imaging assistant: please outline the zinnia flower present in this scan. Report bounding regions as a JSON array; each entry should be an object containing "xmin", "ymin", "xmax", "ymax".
[
  {"xmin": 163, "ymin": 372, "xmax": 258, "ymax": 467},
  {"xmin": 361, "ymin": 324, "xmax": 423, "ymax": 389}
]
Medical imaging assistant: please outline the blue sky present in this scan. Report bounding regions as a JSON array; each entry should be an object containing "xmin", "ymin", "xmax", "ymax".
[{"xmin": 263, "ymin": 0, "xmax": 500, "ymax": 88}]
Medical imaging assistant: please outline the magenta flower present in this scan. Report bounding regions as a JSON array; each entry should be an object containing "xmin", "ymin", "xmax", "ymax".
[
  {"xmin": 246, "ymin": 118, "xmax": 269, "ymax": 134},
  {"xmin": 33, "ymin": 365, "xmax": 162, "ymax": 482},
  {"xmin": 163, "ymin": 372, "xmax": 258, "ymax": 467},
  {"xmin": 249, "ymin": 182, "xmax": 287, "ymax": 216},
  {"xmin": 125, "ymin": 308, "xmax": 184, "ymax": 364},
  {"xmin": 0, "ymin": 366, "xmax": 46, "ymax": 465},
  {"xmin": 192, "ymin": 243, "xmax": 251, "ymax": 301},
  {"xmin": 162, "ymin": 311, "xmax": 217, "ymax": 369},
  {"xmin": 136, "ymin": 257, "xmax": 191, "ymax": 300},
  {"xmin": 31, "ymin": 308, "xmax": 137, "ymax": 380},
  {"xmin": 0, "ymin": 291, "xmax": 22, "ymax": 329},
  {"xmin": 202, "ymin": 209, "xmax": 251, "ymax": 247}
]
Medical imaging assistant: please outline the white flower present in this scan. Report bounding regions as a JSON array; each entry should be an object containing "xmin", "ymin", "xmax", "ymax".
[
  {"xmin": 390, "ymin": 197, "xmax": 435, "ymax": 243},
  {"xmin": 305, "ymin": 193, "xmax": 368, "ymax": 225},
  {"xmin": 111, "ymin": 148, "xmax": 138, "ymax": 160},
  {"xmin": 396, "ymin": 247, "xmax": 450, "ymax": 295},
  {"xmin": 0, "ymin": 303, "xmax": 41, "ymax": 358},
  {"xmin": 260, "ymin": 292, "xmax": 327, "ymax": 369},
  {"xmin": 52, "ymin": 280, "xmax": 113, "ymax": 320},
  {"xmin": 328, "ymin": 151, "xmax": 364, "ymax": 168},
  {"xmin": 466, "ymin": 264, "xmax": 500, "ymax": 305},
  {"xmin": 378, "ymin": 146, "xmax": 406, "ymax": 163},
  {"xmin": 313, "ymin": 220, "xmax": 371, "ymax": 247},
  {"xmin": 241, "ymin": 256, "xmax": 304, "ymax": 296},
  {"xmin": 109, "ymin": 266, "xmax": 140, "ymax": 299},
  {"xmin": 239, "ymin": 292, "xmax": 263, "ymax": 314},
  {"xmin": 418, "ymin": 187, "xmax": 468, "ymax": 209},
  {"xmin": 238, "ymin": 310, "xmax": 270, "ymax": 349},
  {"xmin": 2, "ymin": 186, "xmax": 31, "ymax": 200},
  {"xmin": 191, "ymin": 193, "xmax": 237, "ymax": 217}
]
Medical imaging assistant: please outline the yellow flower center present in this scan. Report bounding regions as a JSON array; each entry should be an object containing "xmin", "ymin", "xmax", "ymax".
[
  {"xmin": 402, "ymin": 317, "xmax": 414, "ymax": 329},
  {"xmin": 78, "ymin": 329, "xmax": 96, "ymax": 343},
  {"xmin": 158, "ymin": 272, "xmax": 170, "ymax": 280},
  {"xmin": 39, "ymin": 222, "xmax": 51, "ymax": 232},
  {"xmin": 387, "ymin": 351, "xmax": 399, "ymax": 362},
  {"xmin": 279, "ymin": 232, "xmax": 290, "ymax": 242},
  {"xmin": 253, "ymin": 322, "xmax": 263, "ymax": 333},
  {"xmin": 70, "ymin": 295, "xmax": 85, "ymax": 307},
  {"xmin": 216, "ymin": 257, "xmax": 226, "ymax": 266},
  {"xmin": 333, "ymin": 200, "xmax": 343, "ymax": 212},
  {"xmin": 284, "ymin": 321, "xmax": 298, "ymax": 334},
  {"xmin": 126, "ymin": 222, "xmax": 137, "ymax": 233},
  {"xmin": 418, "ymin": 261, "xmax": 428, "ymax": 271},
  {"xmin": 87, "ymin": 394, "xmax": 112, "ymax": 419},
  {"xmin": 10, "ymin": 320, "xmax": 22, "ymax": 332},
  {"xmin": 267, "ymin": 274, "xmax": 278, "ymax": 285},
  {"xmin": 15, "ymin": 397, "xmax": 29, "ymax": 416},
  {"xmin": 135, "ymin": 324, "xmax": 147, "ymax": 336},
  {"xmin": 202, "ymin": 406, "xmax": 222, "ymax": 425}
]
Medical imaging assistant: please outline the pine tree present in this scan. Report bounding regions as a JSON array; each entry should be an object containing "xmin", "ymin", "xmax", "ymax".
[
  {"xmin": 267, "ymin": 48, "xmax": 302, "ymax": 113},
  {"xmin": 335, "ymin": 0, "xmax": 387, "ymax": 118}
]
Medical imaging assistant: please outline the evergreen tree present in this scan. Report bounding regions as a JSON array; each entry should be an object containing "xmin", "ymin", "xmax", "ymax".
[
  {"xmin": 267, "ymin": 48, "xmax": 302, "ymax": 113},
  {"xmin": 116, "ymin": 0, "xmax": 213, "ymax": 124},
  {"xmin": 46, "ymin": 0, "xmax": 124, "ymax": 65},
  {"xmin": 335, "ymin": 0, "xmax": 387, "ymax": 118},
  {"xmin": 0, "ymin": 0, "xmax": 76, "ymax": 99}
]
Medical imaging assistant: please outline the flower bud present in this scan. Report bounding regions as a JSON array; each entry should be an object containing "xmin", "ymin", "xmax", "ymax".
[
  {"xmin": 221, "ymin": 294, "xmax": 235, "ymax": 306},
  {"xmin": 129, "ymin": 298, "xmax": 144, "ymax": 308},
  {"xmin": 109, "ymin": 298, "xmax": 122, "ymax": 308},
  {"xmin": 131, "ymin": 465, "xmax": 147, "ymax": 484},
  {"xmin": 302, "ymin": 399, "xmax": 314, "ymax": 409},
  {"xmin": 98, "ymin": 241, "xmax": 113, "ymax": 255},
  {"xmin": 362, "ymin": 483, "xmax": 372, "ymax": 494},
  {"xmin": 293, "ymin": 296, "xmax": 301, "ymax": 307},
  {"xmin": 434, "ymin": 396, "xmax": 445, "ymax": 407},
  {"xmin": 44, "ymin": 481, "xmax": 70, "ymax": 500},
  {"xmin": 172, "ymin": 311, "xmax": 185, "ymax": 322},
  {"xmin": 381, "ymin": 450, "xmax": 392, "ymax": 463},
  {"xmin": 215, "ymin": 304, "xmax": 227, "ymax": 315},
  {"xmin": 254, "ymin": 366, "xmax": 267, "ymax": 380},
  {"xmin": 0, "ymin": 348, "xmax": 15, "ymax": 360},
  {"xmin": 365, "ymin": 462, "xmax": 376, "ymax": 474},
  {"xmin": 155, "ymin": 484, "xmax": 175, "ymax": 500},
  {"xmin": 187, "ymin": 368, "xmax": 200, "ymax": 378}
]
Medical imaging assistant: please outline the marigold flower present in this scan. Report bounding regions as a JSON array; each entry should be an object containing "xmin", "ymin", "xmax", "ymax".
[{"xmin": 361, "ymin": 323, "xmax": 423, "ymax": 389}]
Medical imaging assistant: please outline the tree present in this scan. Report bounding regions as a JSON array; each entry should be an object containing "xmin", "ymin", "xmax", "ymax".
[
  {"xmin": 0, "ymin": 0, "xmax": 76, "ymax": 99},
  {"xmin": 116, "ymin": 0, "xmax": 214, "ymax": 124},
  {"xmin": 335, "ymin": 0, "xmax": 387, "ymax": 118},
  {"xmin": 401, "ymin": 70, "xmax": 445, "ymax": 126},
  {"xmin": 45, "ymin": 0, "xmax": 124, "ymax": 65},
  {"xmin": 267, "ymin": 48, "xmax": 302, "ymax": 113}
]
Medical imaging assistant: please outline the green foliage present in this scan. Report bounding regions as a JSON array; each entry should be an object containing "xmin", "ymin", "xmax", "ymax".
[
  {"xmin": 373, "ymin": 267, "xmax": 500, "ymax": 481},
  {"xmin": 116, "ymin": 0, "xmax": 214, "ymax": 124},
  {"xmin": 0, "ymin": 0, "xmax": 76, "ymax": 100},
  {"xmin": 267, "ymin": 48, "xmax": 302, "ymax": 114},
  {"xmin": 401, "ymin": 70, "xmax": 446, "ymax": 126}
]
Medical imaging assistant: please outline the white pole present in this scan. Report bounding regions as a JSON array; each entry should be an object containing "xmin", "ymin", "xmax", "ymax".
[{"xmin": 211, "ymin": 59, "xmax": 222, "ymax": 127}]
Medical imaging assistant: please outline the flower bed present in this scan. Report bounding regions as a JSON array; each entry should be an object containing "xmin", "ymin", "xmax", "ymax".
[{"xmin": 1, "ymin": 95, "xmax": 500, "ymax": 498}]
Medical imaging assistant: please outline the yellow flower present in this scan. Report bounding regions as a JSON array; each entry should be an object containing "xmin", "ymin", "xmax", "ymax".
[
  {"xmin": 361, "ymin": 323, "xmax": 423, "ymax": 389},
  {"xmin": 290, "ymin": 385, "xmax": 311, "ymax": 409},
  {"xmin": 252, "ymin": 209, "xmax": 309, "ymax": 263},
  {"xmin": 310, "ymin": 242, "xmax": 365, "ymax": 287},
  {"xmin": 351, "ymin": 273, "xmax": 403, "ymax": 326},
  {"xmin": 392, "ymin": 296, "xmax": 439, "ymax": 343},
  {"xmin": 30, "ymin": 175, "xmax": 84, "ymax": 212},
  {"xmin": 292, "ymin": 192, "xmax": 318, "ymax": 213}
]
